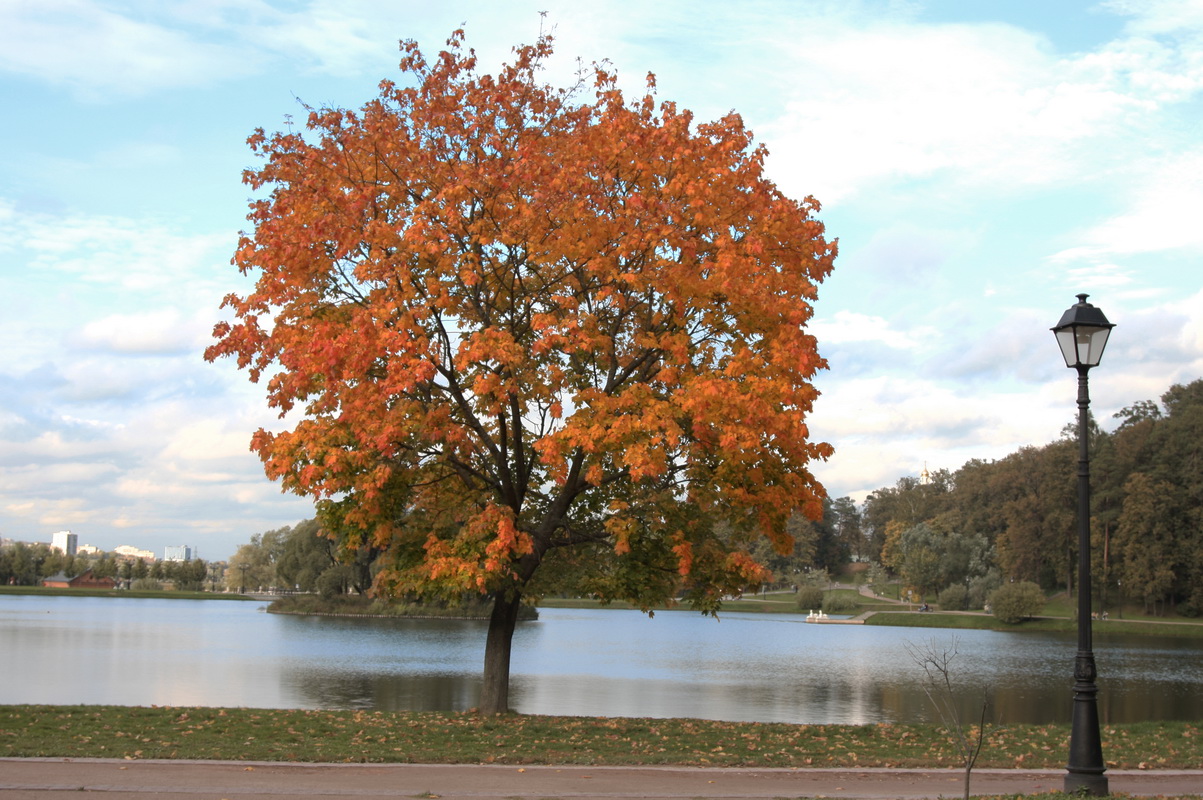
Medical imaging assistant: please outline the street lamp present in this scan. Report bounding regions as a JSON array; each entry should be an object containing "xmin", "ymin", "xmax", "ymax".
[{"xmin": 1052, "ymin": 293, "xmax": 1114, "ymax": 796}]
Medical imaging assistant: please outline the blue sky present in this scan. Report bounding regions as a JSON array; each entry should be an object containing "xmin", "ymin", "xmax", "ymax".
[{"xmin": 2, "ymin": 0, "xmax": 1200, "ymax": 561}]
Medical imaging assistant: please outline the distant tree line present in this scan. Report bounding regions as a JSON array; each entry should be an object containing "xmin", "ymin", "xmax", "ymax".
[
  {"xmin": 225, "ymin": 378, "xmax": 1201, "ymax": 616},
  {"xmin": 861, "ymin": 377, "xmax": 1203, "ymax": 616},
  {"xmin": 226, "ymin": 501, "xmax": 870, "ymax": 599},
  {"xmin": 0, "ymin": 544, "xmax": 209, "ymax": 590}
]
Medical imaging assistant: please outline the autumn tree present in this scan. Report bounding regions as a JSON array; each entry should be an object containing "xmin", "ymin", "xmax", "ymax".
[{"xmin": 206, "ymin": 31, "xmax": 836, "ymax": 714}]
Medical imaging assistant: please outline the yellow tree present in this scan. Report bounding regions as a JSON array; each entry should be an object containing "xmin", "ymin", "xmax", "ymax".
[{"xmin": 206, "ymin": 31, "xmax": 836, "ymax": 713}]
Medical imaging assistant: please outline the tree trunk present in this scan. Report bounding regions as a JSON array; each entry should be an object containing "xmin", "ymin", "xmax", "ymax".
[{"xmin": 479, "ymin": 590, "xmax": 522, "ymax": 714}]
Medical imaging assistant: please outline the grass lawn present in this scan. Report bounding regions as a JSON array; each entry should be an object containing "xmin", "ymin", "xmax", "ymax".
[{"xmin": 1, "ymin": 706, "xmax": 1199, "ymax": 770}]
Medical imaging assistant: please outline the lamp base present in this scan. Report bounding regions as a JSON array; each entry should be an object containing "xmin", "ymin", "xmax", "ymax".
[{"xmin": 1065, "ymin": 771, "xmax": 1109, "ymax": 796}]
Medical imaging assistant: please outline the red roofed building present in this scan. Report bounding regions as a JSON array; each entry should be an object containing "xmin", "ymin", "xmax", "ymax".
[{"xmin": 41, "ymin": 569, "xmax": 118, "ymax": 589}]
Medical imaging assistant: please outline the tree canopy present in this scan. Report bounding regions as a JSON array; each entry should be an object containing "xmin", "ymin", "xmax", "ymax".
[{"xmin": 206, "ymin": 31, "xmax": 836, "ymax": 712}]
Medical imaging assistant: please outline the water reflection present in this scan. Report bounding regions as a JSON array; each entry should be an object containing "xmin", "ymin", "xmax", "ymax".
[{"xmin": 2, "ymin": 595, "xmax": 1201, "ymax": 724}]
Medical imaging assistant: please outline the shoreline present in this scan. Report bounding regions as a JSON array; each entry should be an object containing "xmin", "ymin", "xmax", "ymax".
[{"xmin": 4, "ymin": 587, "xmax": 1202, "ymax": 638}]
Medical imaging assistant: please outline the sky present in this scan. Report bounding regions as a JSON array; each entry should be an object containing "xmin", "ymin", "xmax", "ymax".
[{"xmin": 1, "ymin": 0, "xmax": 1200, "ymax": 562}]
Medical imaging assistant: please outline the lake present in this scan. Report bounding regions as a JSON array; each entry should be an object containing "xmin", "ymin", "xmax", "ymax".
[{"xmin": 3, "ymin": 594, "xmax": 1201, "ymax": 724}]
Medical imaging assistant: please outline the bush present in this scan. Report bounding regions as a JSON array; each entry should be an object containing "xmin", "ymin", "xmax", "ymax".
[
  {"xmin": 130, "ymin": 578, "xmax": 162, "ymax": 591},
  {"xmin": 938, "ymin": 584, "xmax": 968, "ymax": 611},
  {"xmin": 821, "ymin": 592, "xmax": 857, "ymax": 614},
  {"xmin": 988, "ymin": 581, "xmax": 1045, "ymax": 624},
  {"xmin": 796, "ymin": 585, "xmax": 824, "ymax": 612}
]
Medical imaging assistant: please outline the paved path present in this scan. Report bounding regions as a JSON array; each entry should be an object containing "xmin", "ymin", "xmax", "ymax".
[{"xmin": 2, "ymin": 759, "xmax": 1201, "ymax": 799}]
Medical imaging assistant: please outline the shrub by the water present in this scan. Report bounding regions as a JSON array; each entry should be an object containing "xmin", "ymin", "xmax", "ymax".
[
  {"xmin": 988, "ymin": 581, "xmax": 1045, "ymax": 624},
  {"xmin": 796, "ymin": 585, "xmax": 824, "ymax": 612},
  {"xmin": 938, "ymin": 584, "xmax": 968, "ymax": 611},
  {"xmin": 821, "ymin": 592, "xmax": 858, "ymax": 614}
]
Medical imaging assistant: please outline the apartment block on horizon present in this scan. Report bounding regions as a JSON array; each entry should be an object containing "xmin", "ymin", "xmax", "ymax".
[
  {"xmin": 113, "ymin": 544, "xmax": 156, "ymax": 562},
  {"xmin": 164, "ymin": 545, "xmax": 194, "ymax": 562},
  {"xmin": 50, "ymin": 530, "xmax": 77, "ymax": 556}
]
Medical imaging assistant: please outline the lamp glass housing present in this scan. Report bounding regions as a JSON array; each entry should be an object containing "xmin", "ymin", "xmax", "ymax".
[
  {"xmin": 1052, "ymin": 294, "xmax": 1115, "ymax": 368},
  {"xmin": 1055, "ymin": 325, "xmax": 1111, "ymax": 368}
]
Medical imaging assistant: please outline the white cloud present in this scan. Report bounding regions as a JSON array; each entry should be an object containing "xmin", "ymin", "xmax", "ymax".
[
  {"xmin": 811, "ymin": 373, "xmax": 1076, "ymax": 498},
  {"xmin": 13, "ymin": 212, "xmax": 231, "ymax": 293},
  {"xmin": 811, "ymin": 311, "xmax": 935, "ymax": 349},
  {"xmin": 810, "ymin": 281, "xmax": 1203, "ymax": 502},
  {"xmin": 1105, "ymin": 0, "xmax": 1203, "ymax": 36},
  {"xmin": 0, "ymin": 0, "xmax": 473, "ymax": 98},
  {"xmin": 74, "ymin": 309, "xmax": 210, "ymax": 356},
  {"xmin": 160, "ymin": 417, "xmax": 260, "ymax": 464},
  {"xmin": 761, "ymin": 10, "xmax": 1203, "ymax": 204},
  {"xmin": 0, "ymin": 0, "xmax": 255, "ymax": 98},
  {"xmin": 249, "ymin": 0, "xmax": 397, "ymax": 76},
  {"xmin": 1051, "ymin": 149, "xmax": 1203, "ymax": 263}
]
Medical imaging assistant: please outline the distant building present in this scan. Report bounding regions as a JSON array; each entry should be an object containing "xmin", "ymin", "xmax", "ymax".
[
  {"xmin": 164, "ymin": 545, "xmax": 194, "ymax": 562},
  {"xmin": 114, "ymin": 545, "xmax": 156, "ymax": 562},
  {"xmin": 51, "ymin": 530, "xmax": 78, "ymax": 556},
  {"xmin": 41, "ymin": 569, "xmax": 117, "ymax": 589},
  {"xmin": 77, "ymin": 543, "xmax": 102, "ymax": 556}
]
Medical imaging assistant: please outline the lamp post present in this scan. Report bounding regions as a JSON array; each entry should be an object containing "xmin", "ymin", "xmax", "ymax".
[{"xmin": 1052, "ymin": 293, "xmax": 1114, "ymax": 796}]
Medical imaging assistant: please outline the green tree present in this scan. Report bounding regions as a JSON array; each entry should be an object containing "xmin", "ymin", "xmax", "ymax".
[
  {"xmin": 1113, "ymin": 398, "xmax": 1162, "ymax": 430},
  {"xmin": 892, "ymin": 522, "xmax": 943, "ymax": 597},
  {"xmin": 175, "ymin": 559, "xmax": 208, "ymax": 591},
  {"xmin": 0, "ymin": 543, "xmax": 44, "ymax": 585},
  {"xmin": 946, "ymin": 459, "xmax": 1011, "ymax": 553},
  {"xmin": 1114, "ymin": 472, "xmax": 1181, "ymax": 615},
  {"xmin": 276, "ymin": 519, "xmax": 340, "ymax": 594},
  {"xmin": 1148, "ymin": 381, "xmax": 1203, "ymax": 612},
  {"xmin": 748, "ymin": 509, "xmax": 820, "ymax": 586},
  {"xmin": 865, "ymin": 561, "xmax": 890, "ymax": 596},
  {"xmin": 92, "ymin": 555, "xmax": 118, "ymax": 580},
  {"xmin": 40, "ymin": 548, "xmax": 67, "ymax": 579},
  {"xmin": 225, "ymin": 527, "xmax": 289, "ymax": 592},
  {"xmin": 994, "ymin": 444, "xmax": 1075, "ymax": 590},
  {"xmin": 830, "ymin": 496, "xmax": 864, "ymax": 561},
  {"xmin": 809, "ymin": 498, "xmax": 851, "ymax": 571},
  {"xmin": 862, "ymin": 470, "xmax": 954, "ymax": 561}
]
